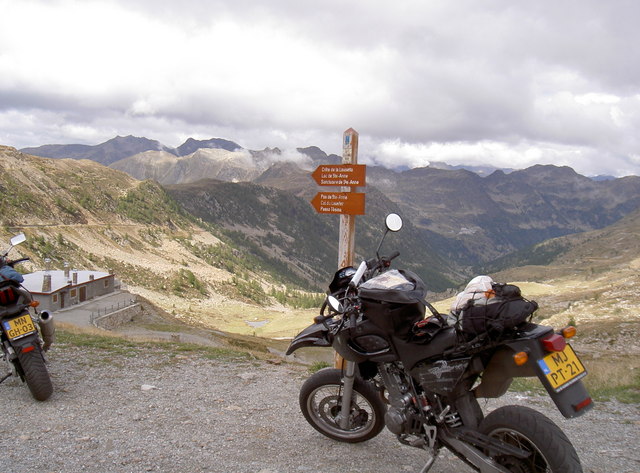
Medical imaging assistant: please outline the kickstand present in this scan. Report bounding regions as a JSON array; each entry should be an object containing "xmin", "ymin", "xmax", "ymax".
[
  {"xmin": 0, "ymin": 372, "xmax": 12, "ymax": 385},
  {"xmin": 419, "ymin": 454, "xmax": 437, "ymax": 473}
]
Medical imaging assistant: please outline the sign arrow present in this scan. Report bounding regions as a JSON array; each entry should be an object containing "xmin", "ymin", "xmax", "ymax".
[
  {"xmin": 311, "ymin": 192, "xmax": 365, "ymax": 215},
  {"xmin": 312, "ymin": 164, "xmax": 366, "ymax": 187}
]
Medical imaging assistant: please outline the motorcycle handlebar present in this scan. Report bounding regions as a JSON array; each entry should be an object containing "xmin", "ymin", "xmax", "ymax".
[
  {"xmin": 363, "ymin": 251, "xmax": 401, "ymax": 276},
  {"xmin": 314, "ymin": 313, "xmax": 333, "ymax": 325},
  {"xmin": 387, "ymin": 251, "xmax": 400, "ymax": 261},
  {"xmin": 8, "ymin": 257, "xmax": 30, "ymax": 267},
  {"xmin": 349, "ymin": 261, "xmax": 368, "ymax": 288}
]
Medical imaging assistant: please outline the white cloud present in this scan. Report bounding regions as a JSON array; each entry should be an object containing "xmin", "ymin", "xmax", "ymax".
[
  {"xmin": 1, "ymin": 0, "xmax": 639, "ymax": 177},
  {"xmin": 365, "ymin": 138, "xmax": 637, "ymax": 177}
]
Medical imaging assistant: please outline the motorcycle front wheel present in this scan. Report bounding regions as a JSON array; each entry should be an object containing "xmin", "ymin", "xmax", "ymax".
[
  {"xmin": 299, "ymin": 368, "xmax": 385, "ymax": 443},
  {"xmin": 479, "ymin": 405, "xmax": 582, "ymax": 473},
  {"xmin": 16, "ymin": 345, "xmax": 53, "ymax": 401}
]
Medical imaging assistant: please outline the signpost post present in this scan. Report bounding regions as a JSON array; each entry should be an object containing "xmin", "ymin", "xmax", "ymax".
[
  {"xmin": 310, "ymin": 128, "xmax": 364, "ymax": 369},
  {"xmin": 338, "ymin": 128, "xmax": 360, "ymax": 269}
]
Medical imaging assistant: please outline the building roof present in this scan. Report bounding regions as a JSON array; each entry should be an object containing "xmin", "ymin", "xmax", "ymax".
[{"xmin": 22, "ymin": 270, "xmax": 112, "ymax": 294}]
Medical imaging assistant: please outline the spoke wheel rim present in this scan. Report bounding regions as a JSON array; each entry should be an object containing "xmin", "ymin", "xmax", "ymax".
[
  {"xmin": 306, "ymin": 384, "xmax": 377, "ymax": 440},
  {"xmin": 488, "ymin": 428, "xmax": 551, "ymax": 473}
]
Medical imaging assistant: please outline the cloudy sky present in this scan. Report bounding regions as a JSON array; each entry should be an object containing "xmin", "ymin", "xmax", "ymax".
[{"xmin": 1, "ymin": 0, "xmax": 639, "ymax": 177}]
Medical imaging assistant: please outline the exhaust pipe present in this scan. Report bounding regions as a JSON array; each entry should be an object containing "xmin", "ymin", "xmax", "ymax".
[{"xmin": 39, "ymin": 311, "xmax": 55, "ymax": 351}]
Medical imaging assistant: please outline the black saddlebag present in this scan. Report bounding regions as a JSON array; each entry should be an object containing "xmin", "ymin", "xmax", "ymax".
[
  {"xmin": 359, "ymin": 270, "xmax": 426, "ymax": 340},
  {"xmin": 460, "ymin": 284, "xmax": 538, "ymax": 337}
]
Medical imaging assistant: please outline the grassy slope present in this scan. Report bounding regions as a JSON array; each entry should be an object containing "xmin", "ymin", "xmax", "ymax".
[
  {"xmin": 0, "ymin": 147, "xmax": 321, "ymax": 337},
  {"xmin": 2, "ymin": 147, "xmax": 638, "ymax": 401}
]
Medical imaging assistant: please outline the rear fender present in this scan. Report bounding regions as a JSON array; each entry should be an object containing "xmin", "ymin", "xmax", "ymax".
[
  {"xmin": 7, "ymin": 332, "xmax": 41, "ymax": 354},
  {"xmin": 474, "ymin": 346, "xmax": 534, "ymax": 399},
  {"xmin": 475, "ymin": 337, "xmax": 593, "ymax": 419}
]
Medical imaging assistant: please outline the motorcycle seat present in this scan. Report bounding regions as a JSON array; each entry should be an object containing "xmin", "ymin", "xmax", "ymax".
[{"xmin": 393, "ymin": 327, "xmax": 459, "ymax": 371}]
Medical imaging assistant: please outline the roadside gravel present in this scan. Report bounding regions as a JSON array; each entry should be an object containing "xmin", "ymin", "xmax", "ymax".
[{"xmin": 1, "ymin": 345, "xmax": 638, "ymax": 473}]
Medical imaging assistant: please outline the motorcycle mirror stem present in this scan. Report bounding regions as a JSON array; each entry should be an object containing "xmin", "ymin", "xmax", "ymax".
[
  {"xmin": 7, "ymin": 233, "xmax": 27, "ymax": 254},
  {"xmin": 375, "ymin": 213, "xmax": 403, "ymax": 260}
]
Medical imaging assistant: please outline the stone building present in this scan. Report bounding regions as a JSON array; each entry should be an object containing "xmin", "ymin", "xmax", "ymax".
[{"xmin": 21, "ymin": 268, "xmax": 116, "ymax": 312}]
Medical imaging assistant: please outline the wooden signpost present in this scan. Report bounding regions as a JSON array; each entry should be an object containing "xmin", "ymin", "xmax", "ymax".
[
  {"xmin": 310, "ymin": 128, "xmax": 365, "ymax": 267},
  {"xmin": 310, "ymin": 128, "xmax": 365, "ymax": 368},
  {"xmin": 337, "ymin": 128, "xmax": 361, "ymax": 269}
]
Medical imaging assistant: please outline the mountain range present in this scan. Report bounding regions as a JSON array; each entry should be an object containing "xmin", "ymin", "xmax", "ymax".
[
  {"xmin": 2, "ymin": 142, "xmax": 640, "ymax": 347},
  {"xmin": 5, "ymin": 142, "xmax": 639, "ymax": 406},
  {"xmin": 20, "ymin": 135, "xmax": 341, "ymax": 168},
  {"xmin": 16, "ymin": 135, "xmax": 640, "ymax": 287}
]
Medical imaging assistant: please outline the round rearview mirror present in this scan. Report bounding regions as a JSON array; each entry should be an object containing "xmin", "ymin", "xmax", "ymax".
[
  {"xmin": 327, "ymin": 295, "xmax": 343, "ymax": 313},
  {"xmin": 385, "ymin": 213, "xmax": 403, "ymax": 232}
]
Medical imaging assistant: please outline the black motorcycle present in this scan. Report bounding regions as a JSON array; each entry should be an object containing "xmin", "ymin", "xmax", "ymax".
[
  {"xmin": 0, "ymin": 233, "xmax": 55, "ymax": 401},
  {"xmin": 287, "ymin": 214, "xmax": 592, "ymax": 473}
]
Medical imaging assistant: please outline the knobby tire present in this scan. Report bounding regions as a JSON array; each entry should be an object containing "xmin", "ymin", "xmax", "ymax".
[{"xmin": 479, "ymin": 405, "xmax": 582, "ymax": 473}]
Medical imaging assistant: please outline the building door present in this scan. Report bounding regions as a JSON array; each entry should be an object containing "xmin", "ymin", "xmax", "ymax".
[
  {"xmin": 60, "ymin": 292, "xmax": 65, "ymax": 309},
  {"xmin": 79, "ymin": 286, "xmax": 87, "ymax": 302}
]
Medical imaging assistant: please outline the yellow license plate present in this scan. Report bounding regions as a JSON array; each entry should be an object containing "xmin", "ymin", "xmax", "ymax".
[
  {"xmin": 537, "ymin": 344, "xmax": 587, "ymax": 392},
  {"xmin": 2, "ymin": 315, "xmax": 37, "ymax": 340}
]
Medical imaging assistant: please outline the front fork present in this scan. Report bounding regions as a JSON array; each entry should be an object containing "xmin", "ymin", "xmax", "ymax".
[{"xmin": 338, "ymin": 360, "xmax": 357, "ymax": 429}]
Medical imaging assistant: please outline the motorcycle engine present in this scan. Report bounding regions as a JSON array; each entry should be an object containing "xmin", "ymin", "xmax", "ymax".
[
  {"xmin": 379, "ymin": 363, "xmax": 423, "ymax": 436},
  {"xmin": 385, "ymin": 405, "xmax": 410, "ymax": 435},
  {"xmin": 385, "ymin": 402, "xmax": 424, "ymax": 435}
]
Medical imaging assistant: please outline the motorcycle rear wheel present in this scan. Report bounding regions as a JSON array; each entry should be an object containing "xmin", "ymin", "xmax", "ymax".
[
  {"xmin": 479, "ymin": 405, "xmax": 582, "ymax": 473},
  {"xmin": 16, "ymin": 346, "xmax": 53, "ymax": 401},
  {"xmin": 299, "ymin": 368, "xmax": 385, "ymax": 443}
]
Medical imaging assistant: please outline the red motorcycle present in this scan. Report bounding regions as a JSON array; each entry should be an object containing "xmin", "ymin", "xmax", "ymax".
[{"xmin": 0, "ymin": 233, "xmax": 55, "ymax": 401}]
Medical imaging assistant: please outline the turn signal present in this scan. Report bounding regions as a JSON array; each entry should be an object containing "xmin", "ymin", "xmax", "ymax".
[
  {"xmin": 29, "ymin": 300, "xmax": 40, "ymax": 308},
  {"xmin": 513, "ymin": 351, "xmax": 529, "ymax": 366},
  {"xmin": 561, "ymin": 326, "xmax": 577, "ymax": 339}
]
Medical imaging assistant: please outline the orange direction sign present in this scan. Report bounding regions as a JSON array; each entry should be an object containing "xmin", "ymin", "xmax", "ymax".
[
  {"xmin": 311, "ymin": 192, "xmax": 365, "ymax": 215},
  {"xmin": 312, "ymin": 164, "xmax": 366, "ymax": 187}
]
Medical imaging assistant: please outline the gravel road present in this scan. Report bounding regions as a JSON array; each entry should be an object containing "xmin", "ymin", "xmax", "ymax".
[{"xmin": 1, "ymin": 344, "xmax": 638, "ymax": 473}]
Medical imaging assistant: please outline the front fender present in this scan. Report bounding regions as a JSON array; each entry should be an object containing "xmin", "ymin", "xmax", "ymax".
[{"xmin": 286, "ymin": 323, "xmax": 331, "ymax": 355}]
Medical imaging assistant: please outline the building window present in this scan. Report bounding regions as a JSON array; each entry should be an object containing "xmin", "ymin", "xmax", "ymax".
[
  {"xmin": 70, "ymin": 289, "xmax": 77, "ymax": 298},
  {"xmin": 104, "ymin": 279, "xmax": 110, "ymax": 288},
  {"xmin": 52, "ymin": 294, "xmax": 58, "ymax": 303}
]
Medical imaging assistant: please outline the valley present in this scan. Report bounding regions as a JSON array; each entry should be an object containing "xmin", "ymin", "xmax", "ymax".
[{"xmin": 1, "ymin": 140, "xmax": 638, "ymax": 401}]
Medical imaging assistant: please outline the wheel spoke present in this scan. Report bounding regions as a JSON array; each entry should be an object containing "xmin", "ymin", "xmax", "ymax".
[
  {"xmin": 299, "ymin": 369, "xmax": 385, "ymax": 443},
  {"xmin": 491, "ymin": 429, "xmax": 551, "ymax": 473},
  {"xmin": 308, "ymin": 384, "xmax": 376, "ymax": 436}
]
